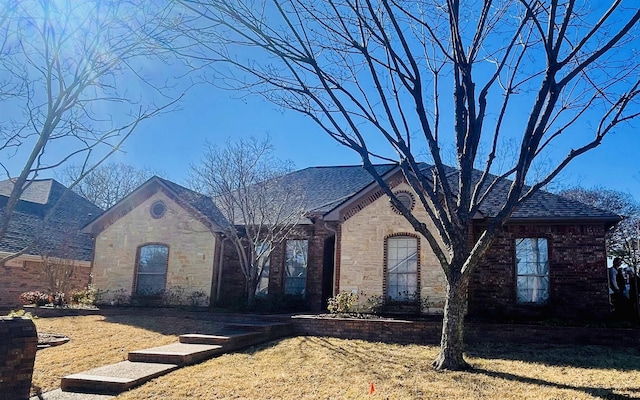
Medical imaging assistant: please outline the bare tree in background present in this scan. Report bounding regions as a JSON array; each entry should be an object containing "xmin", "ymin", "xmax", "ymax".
[
  {"xmin": 190, "ymin": 137, "xmax": 306, "ymax": 308},
  {"xmin": 60, "ymin": 163, "xmax": 159, "ymax": 210},
  {"xmin": 560, "ymin": 187, "xmax": 640, "ymax": 271},
  {"xmin": 175, "ymin": 0, "xmax": 640, "ymax": 369},
  {"xmin": 0, "ymin": 0, "xmax": 184, "ymax": 265}
]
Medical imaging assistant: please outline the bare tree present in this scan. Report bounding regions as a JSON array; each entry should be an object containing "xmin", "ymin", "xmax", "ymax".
[
  {"xmin": 60, "ymin": 163, "xmax": 159, "ymax": 210},
  {"xmin": 0, "ymin": 0, "xmax": 184, "ymax": 265},
  {"xmin": 176, "ymin": 0, "xmax": 640, "ymax": 369},
  {"xmin": 560, "ymin": 187, "xmax": 640, "ymax": 271},
  {"xmin": 189, "ymin": 137, "xmax": 306, "ymax": 308}
]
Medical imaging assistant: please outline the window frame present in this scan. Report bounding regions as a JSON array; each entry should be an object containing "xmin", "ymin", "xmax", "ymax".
[
  {"xmin": 514, "ymin": 237, "xmax": 550, "ymax": 305},
  {"xmin": 283, "ymin": 239, "xmax": 308, "ymax": 297},
  {"xmin": 384, "ymin": 234, "xmax": 420, "ymax": 302},
  {"xmin": 133, "ymin": 243, "xmax": 170, "ymax": 297},
  {"xmin": 254, "ymin": 241, "xmax": 271, "ymax": 296}
]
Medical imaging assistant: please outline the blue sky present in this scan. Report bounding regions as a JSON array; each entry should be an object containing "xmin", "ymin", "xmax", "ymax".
[
  {"xmin": 106, "ymin": 83, "xmax": 640, "ymax": 202},
  {"xmin": 3, "ymin": 1, "xmax": 639, "ymax": 203}
]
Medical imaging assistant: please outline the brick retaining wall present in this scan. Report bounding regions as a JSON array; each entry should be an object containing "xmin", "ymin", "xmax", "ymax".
[
  {"xmin": 0, "ymin": 317, "xmax": 37, "ymax": 400},
  {"xmin": 291, "ymin": 315, "xmax": 640, "ymax": 347}
]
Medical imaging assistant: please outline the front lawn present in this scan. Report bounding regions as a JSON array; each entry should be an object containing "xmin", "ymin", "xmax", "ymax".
[{"xmin": 32, "ymin": 314, "xmax": 640, "ymax": 399}]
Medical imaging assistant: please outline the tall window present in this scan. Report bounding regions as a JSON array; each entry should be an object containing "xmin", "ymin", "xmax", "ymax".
[
  {"xmin": 255, "ymin": 242, "xmax": 271, "ymax": 296},
  {"xmin": 386, "ymin": 236, "xmax": 418, "ymax": 301},
  {"xmin": 284, "ymin": 240, "xmax": 308, "ymax": 296},
  {"xmin": 135, "ymin": 244, "xmax": 169, "ymax": 296},
  {"xmin": 515, "ymin": 238, "xmax": 549, "ymax": 304}
]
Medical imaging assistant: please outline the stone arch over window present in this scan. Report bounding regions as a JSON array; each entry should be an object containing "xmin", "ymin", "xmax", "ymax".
[
  {"xmin": 383, "ymin": 233, "xmax": 420, "ymax": 301},
  {"xmin": 133, "ymin": 243, "xmax": 169, "ymax": 296}
]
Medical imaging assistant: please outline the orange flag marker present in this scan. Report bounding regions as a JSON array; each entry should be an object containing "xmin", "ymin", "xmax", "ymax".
[{"xmin": 369, "ymin": 381, "xmax": 375, "ymax": 395}]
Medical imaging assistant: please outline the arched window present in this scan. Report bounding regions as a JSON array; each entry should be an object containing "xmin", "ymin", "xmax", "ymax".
[
  {"xmin": 386, "ymin": 235, "xmax": 418, "ymax": 301},
  {"xmin": 135, "ymin": 244, "xmax": 169, "ymax": 296}
]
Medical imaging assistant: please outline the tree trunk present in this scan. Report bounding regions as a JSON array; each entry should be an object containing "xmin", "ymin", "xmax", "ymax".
[
  {"xmin": 246, "ymin": 274, "xmax": 257, "ymax": 309},
  {"xmin": 432, "ymin": 276, "xmax": 471, "ymax": 370}
]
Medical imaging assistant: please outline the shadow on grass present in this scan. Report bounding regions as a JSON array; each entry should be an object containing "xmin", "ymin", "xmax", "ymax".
[
  {"xmin": 470, "ymin": 368, "xmax": 640, "ymax": 400},
  {"xmin": 100, "ymin": 313, "xmax": 227, "ymax": 336},
  {"xmin": 468, "ymin": 341, "xmax": 640, "ymax": 371}
]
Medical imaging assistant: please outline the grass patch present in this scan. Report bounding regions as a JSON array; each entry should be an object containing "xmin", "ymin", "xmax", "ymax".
[{"xmin": 32, "ymin": 315, "xmax": 640, "ymax": 399}]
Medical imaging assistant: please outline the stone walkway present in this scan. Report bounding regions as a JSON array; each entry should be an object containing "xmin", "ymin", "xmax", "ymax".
[{"xmin": 31, "ymin": 321, "xmax": 293, "ymax": 399}]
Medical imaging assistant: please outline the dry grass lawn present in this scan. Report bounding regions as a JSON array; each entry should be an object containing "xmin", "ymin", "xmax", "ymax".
[{"xmin": 32, "ymin": 314, "xmax": 640, "ymax": 399}]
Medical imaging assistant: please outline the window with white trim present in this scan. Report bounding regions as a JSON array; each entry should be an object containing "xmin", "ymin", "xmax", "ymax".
[
  {"xmin": 386, "ymin": 236, "xmax": 418, "ymax": 301},
  {"xmin": 135, "ymin": 244, "xmax": 169, "ymax": 296},
  {"xmin": 515, "ymin": 238, "xmax": 549, "ymax": 304},
  {"xmin": 284, "ymin": 240, "xmax": 308, "ymax": 296}
]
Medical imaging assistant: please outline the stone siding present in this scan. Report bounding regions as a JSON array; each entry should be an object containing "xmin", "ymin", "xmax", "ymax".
[
  {"xmin": 338, "ymin": 182, "xmax": 446, "ymax": 310},
  {"xmin": 0, "ymin": 255, "xmax": 91, "ymax": 307},
  {"xmin": 0, "ymin": 317, "xmax": 37, "ymax": 400},
  {"xmin": 469, "ymin": 223, "xmax": 611, "ymax": 319},
  {"xmin": 92, "ymin": 190, "xmax": 217, "ymax": 306}
]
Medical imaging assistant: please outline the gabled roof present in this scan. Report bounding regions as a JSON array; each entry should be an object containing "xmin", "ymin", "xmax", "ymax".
[
  {"xmin": 0, "ymin": 179, "xmax": 101, "ymax": 261},
  {"xmin": 311, "ymin": 163, "xmax": 620, "ymax": 224},
  {"xmin": 82, "ymin": 176, "xmax": 229, "ymax": 236},
  {"xmin": 418, "ymin": 165, "xmax": 621, "ymax": 222},
  {"xmin": 271, "ymin": 164, "xmax": 396, "ymax": 214}
]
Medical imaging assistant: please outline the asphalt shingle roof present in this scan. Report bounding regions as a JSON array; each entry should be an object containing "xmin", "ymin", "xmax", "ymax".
[
  {"xmin": 0, "ymin": 179, "xmax": 101, "ymax": 261},
  {"xmin": 272, "ymin": 164, "xmax": 395, "ymax": 213},
  {"xmin": 156, "ymin": 177, "xmax": 230, "ymax": 230},
  {"xmin": 278, "ymin": 163, "xmax": 620, "ymax": 222},
  {"xmin": 418, "ymin": 165, "xmax": 620, "ymax": 221}
]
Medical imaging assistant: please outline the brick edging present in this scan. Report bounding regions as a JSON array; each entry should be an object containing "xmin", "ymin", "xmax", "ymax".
[{"xmin": 291, "ymin": 315, "xmax": 640, "ymax": 347}]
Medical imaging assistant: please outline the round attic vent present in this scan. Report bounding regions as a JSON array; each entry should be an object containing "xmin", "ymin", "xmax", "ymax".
[
  {"xmin": 150, "ymin": 200, "xmax": 166, "ymax": 219},
  {"xmin": 391, "ymin": 191, "xmax": 415, "ymax": 214}
]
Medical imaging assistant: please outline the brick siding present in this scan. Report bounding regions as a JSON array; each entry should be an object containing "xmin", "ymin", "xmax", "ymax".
[
  {"xmin": 0, "ymin": 258, "xmax": 91, "ymax": 307},
  {"xmin": 0, "ymin": 317, "xmax": 37, "ymax": 400},
  {"xmin": 469, "ymin": 223, "xmax": 610, "ymax": 320}
]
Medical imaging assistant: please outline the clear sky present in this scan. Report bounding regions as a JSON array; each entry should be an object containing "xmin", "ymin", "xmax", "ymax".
[
  {"xmin": 3, "ymin": 0, "xmax": 639, "ymax": 203},
  {"xmin": 103, "ymin": 83, "xmax": 640, "ymax": 202}
]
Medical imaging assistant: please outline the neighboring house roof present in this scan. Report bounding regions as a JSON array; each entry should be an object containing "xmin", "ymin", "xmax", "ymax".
[
  {"xmin": 82, "ymin": 176, "xmax": 230, "ymax": 236},
  {"xmin": 0, "ymin": 179, "xmax": 101, "ymax": 261}
]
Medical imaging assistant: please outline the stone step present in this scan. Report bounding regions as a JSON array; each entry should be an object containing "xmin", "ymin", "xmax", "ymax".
[
  {"xmin": 224, "ymin": 322, "xmax": 293, "ymax": 339},
  {"xmin": 128, "ymin": 343, "xmax": 223, "ymax": 365},
  {"xmin": 179, "ymin": 331, "xmax": 263, "ymax": 350},
  {"xmin": 61, "ymin": 361, "xmax": 179, "ymax": 394}
]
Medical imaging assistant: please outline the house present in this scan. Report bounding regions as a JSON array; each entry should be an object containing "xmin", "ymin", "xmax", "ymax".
[
  {"xmin": 82, "ymin": 177, "xmax": 229, "ymax": 306},
  {"xmin": 84, "ymin": 165, "xmax": 620, "ymax": 319},
  {"xmin": 0, "ymin": 179, "xmax": 101, "ymax": 307}
]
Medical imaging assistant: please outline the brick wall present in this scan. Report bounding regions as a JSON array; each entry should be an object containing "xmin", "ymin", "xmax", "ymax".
[
  {"xmin": 469, "ymin": 223, "xmax": 611, "ymax": 320},
  {"xmin": 0, "ymin": 257, "xmax": 91, "ymax": 307},
  {"xmin": 0, "ymin": 317, "xmax": 37, "ymax": 400},
  {"xmin": 291, "ymin": 315, "xmax": 640, "ymax": 347},
  {"xmin": 216, "ymin": 222, "xmax": 335, "ymax": 311}
]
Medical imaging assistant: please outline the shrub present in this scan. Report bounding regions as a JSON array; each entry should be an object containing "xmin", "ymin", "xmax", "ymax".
[
  {"xmin": 187, "ymin": 291, "xmax": 209, "ymax": 307},
  {"xmin": 51, "ymin": 292, "xmax": 66, "ymax": 307},
  {"xmin": 327, "ymin": 292, "xmax": 359, "ymax": 315},
  {"xmin": 19, "ymin": 291, "xmax": 51, "ymax": 306},
  {"xmin": 70, "ymin": 284, "xmax": 98, "ymax": 307},
  {"xmin": 7, "ymin": 309, "xmax": 37, "ymax": 319}
]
